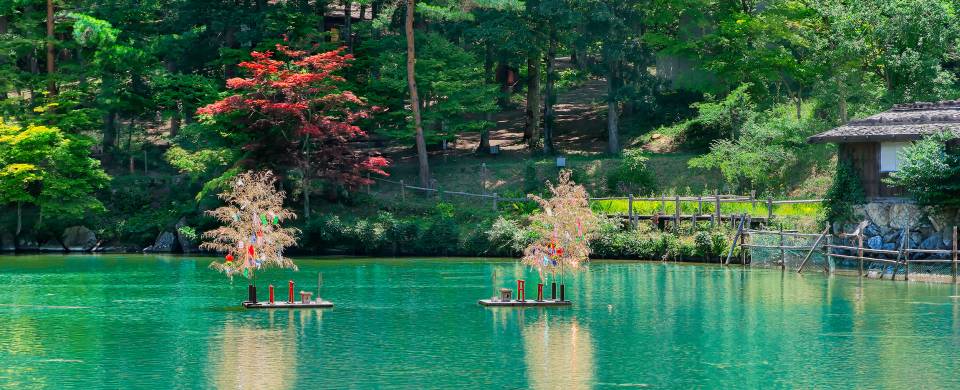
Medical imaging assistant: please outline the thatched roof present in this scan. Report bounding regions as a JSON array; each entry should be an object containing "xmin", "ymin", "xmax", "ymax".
[{"xmin": 808, "ymin": 100, "xmax": 960, "ymax": 143}]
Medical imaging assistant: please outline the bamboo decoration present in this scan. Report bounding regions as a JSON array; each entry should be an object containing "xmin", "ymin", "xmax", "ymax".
[
  {"xmin": 201, "ymin": 170, "xmax": 300, "ymax": 279},
  {"xmin": 521, "ymin": 170, "xmax": 599, "ymax": 281}
]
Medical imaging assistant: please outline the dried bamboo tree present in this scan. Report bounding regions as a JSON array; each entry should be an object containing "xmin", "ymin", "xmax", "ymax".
[
  {"xmin": 522, "ymin": 170, "xmax": 599, "ymax": 281},
  {"xmin": 201, "ymin": 170, "xmax": 299, "ymax": 279}
]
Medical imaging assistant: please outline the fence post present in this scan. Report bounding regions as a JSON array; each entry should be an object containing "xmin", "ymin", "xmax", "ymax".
[
  {"xmin": 766, "ymin": 197, "xmax": 773, "ymax": 224},
  {"xmin": 400, "ymin": 180, "xmax": 405, "ymax": 201},
  {"xmin": 857, "ymin": 232, "xmax": 864, "ymax": 277},
  {"xmin": 751, "ymin": 190, "xmax": 756, "ymax": 212},
  {"xmin": 674, "ymin": 195, "xmax": 681, "ymax": 233},
  {"xmin": 660, "ymin": 194, "xmax": 666, "ymax": 214},
  {"xmin": 697, "ymin": 196, "xmax": 703, "ymax": 216},
  {"xmin": 714, "ymin": 190, "xmax": 721, "ymax": 225},
  {"xmin": 953, "ymin": 226, "xmax": 958, "ymax": 283},
  {"xmin": 904, "ymin": 230, "xmax": 910, "ymax": 281},
  {"xmin": 741, "ymin": 214, "xmax": 748, "ymax": 266},
  {"xmin": 432, "ymin": 179, "xmax": 441, "ymax": 201},
  {"xmin": 628, "ymin": 194, "xmax": 634, "ymax": 229},
  {"xmin": 480, "ymin": 162, "xmax": 487, "ymax": 194},
  {"xmin": 824, "ymin": 230, "xmax": 833, "ymax": 273},
  {"xmin": 779, "ymin": 224, "xmax": 785, "ymax": 271},
  {"xmin": 492, "ymin": 193, "xmax": 499, "ymax": 211}
]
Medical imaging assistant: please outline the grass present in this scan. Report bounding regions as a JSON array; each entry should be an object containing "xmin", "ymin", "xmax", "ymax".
[{"xmin": 590, "ymin": 199, "xmax": 822, "ymax": 219}]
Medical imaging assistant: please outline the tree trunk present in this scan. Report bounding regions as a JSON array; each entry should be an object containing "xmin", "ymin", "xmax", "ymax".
[
  {"xmin": 170, "ymin": 102, "xmax": 182, "ymax": 137},
  {"xmin": 46, "ymin": 0, "xmax": 56, "ymax": 95},
  {"xmin": 477, "ymin": 112, "xmax": 492, "ymax": 154},
  {"xmin": 542, "ymin": 31, "xmax": 557, "ymax": 155},
  {"xmin": 838, "ymin": 78, "xmax": 848, "ymax": 123},
  {"xmin": 15, "ymin": 201, "xmax": 22, "ymax": 250},
  {"xmin": 606, "ymin": 60, "xmax": 620, "ymax": 154},
  {"xmin": 343, "ymin": 1, "xmax": 353, "ymax": 53},
  {"xmin": 405, "ymin": 0, "xmax": 430, "ymax": 187},
  {"xmin": 102, "ymin": 110, "xmax": 117, "ymax": 165},
  {"xmin": 524, "ymin": 53, "xmax": 541, "ymax": 148}
]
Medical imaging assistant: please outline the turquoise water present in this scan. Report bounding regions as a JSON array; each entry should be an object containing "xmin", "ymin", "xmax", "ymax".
[{"xmin": 2, "ymin": 255, "xmax": 960, "ymax": 388}]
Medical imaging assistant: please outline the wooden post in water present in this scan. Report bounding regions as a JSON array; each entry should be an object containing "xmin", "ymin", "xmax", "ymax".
[
  {"xmin": 857, "ymin": 232, "xmax": 864, "ymax": 277},
  {"xmin": 953, "ymin": 226, "xmax": 958, "ymax": 283},
  {"xmin": 674, "ymin": 195, "xmax": 681, "ymax": 233},
  {"xmin": 400, "ymin": 180, "xmax": 405, "ymax": 200},
  {"xmin": 628, "ymin": 194, "xmax": 634, "ymax": 229},
  {"xmin": 779, "ymin": 224, "xmax": 785, "ymax": 271},
  {"xmin": 904, "ymin": 230, "xmax": 910, "ymax": 281},
  {"xmin": 824, "ymin": 232, "xmax": 833, "ymax": 273},
  {"xmin": 741, "ymin": 215, "xmax": 748, "ymax": 266}
]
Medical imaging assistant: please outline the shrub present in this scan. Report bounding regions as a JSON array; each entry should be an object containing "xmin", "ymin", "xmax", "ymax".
[
  {"xmin": 884, "ymin": 131, "xmax": 960, "ymax": 206},
  {"xmin": 606, "ymin": 148, "xmax": 656, "ymax": 195}
]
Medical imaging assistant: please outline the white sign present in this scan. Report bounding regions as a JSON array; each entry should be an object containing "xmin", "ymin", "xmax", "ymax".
[{"xmin": 880, "ymin": 141, "xmax": 909, "ymax": 172}]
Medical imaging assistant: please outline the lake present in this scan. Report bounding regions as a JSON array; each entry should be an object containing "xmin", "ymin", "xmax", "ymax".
[{"xmin": 2, "ymin": 255, "xmax": 960, "ymax": 388}]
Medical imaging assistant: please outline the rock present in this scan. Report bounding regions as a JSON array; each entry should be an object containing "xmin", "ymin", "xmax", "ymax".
[
  {"xmin": 867, "ymin": 235, "xmax": 883, "ymax": 250},
  {"xmin": 38, "ymin": 240, "xmax": 65, "ymax": 252},
  {"xmin": 175, "ymin": 217, "xmax": 198, "ymax": 253},
  {"xmin": 62, "ymin": 226, "xmax": 97, "ymax": 252},
  {"xmin": 881, "ymin": 243, "xmax": 896, "ymax": 251},
  {"xmin": 16, "ymin": 236, "xmax": 38, "ymax": 251},
  {"xmin": 865, "ymin": 203, "xmax": 890, "ymax": 227},
  {"xmin": 883, "ymin": 229, "xmax": 902, "ymax": 244},
  {"xmin": 144, "ymin": 232, "xmax": 177, "ymax": 253},
  {"xmin": 920, "ymin": 235, "xmax": 941, "ymax": 250},
  {"xmin": 889, "ymin": 203, "xmax": 922, "ymax": 229},
  {"xmin": 864, "ymin": 223, "xmax": 881, "ymax": 237},
  {"xmin": 0, "ymin": 231, "xmax": 13, "ymax": 251},
  {"xmin": 651, "ymin": 133, "xmax": 663, "ymax": 140}
]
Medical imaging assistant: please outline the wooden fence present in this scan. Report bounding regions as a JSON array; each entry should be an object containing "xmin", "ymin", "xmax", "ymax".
[
  {"xmin": 738, "ymin": 222, "xmax": 960, "ymax": 283},
  {"xmin": 368, "ymin": 176, "xmax": 822, "ymax": 229}
]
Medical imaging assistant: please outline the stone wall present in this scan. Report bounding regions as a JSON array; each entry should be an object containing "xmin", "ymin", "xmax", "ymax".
[{"xmin": 835, "ymin": 201, "xmax": 960, "ymax": 255}]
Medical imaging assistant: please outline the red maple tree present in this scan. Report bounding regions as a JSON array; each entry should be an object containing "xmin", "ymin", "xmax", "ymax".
[{"xmin": 198, "ymin": 43, "xmax": 388, "ymax": 187}]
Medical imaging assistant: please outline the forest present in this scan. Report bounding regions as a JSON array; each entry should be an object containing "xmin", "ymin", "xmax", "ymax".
[{"xmin": 1, "ymin": 0, "xmax": 959, "ymax": 255}]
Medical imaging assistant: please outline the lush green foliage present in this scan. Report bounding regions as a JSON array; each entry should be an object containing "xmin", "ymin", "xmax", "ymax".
[
  {"xmin": 823, "ymin": 161, "xmax": 866, "ymax": 224},
  {"xmin": 885, "ymin": 132, "xmax": 960, "ymax": 207},
  {"xmin": 606, "ymin": 148, "xmax": 655, "ymax": 195}
]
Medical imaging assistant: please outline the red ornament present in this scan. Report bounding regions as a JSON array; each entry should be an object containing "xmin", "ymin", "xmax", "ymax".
[
  {"xmin": 225, "ymin": 254, "xmax": 234, "ymax": 262},
  {"xmin": 248, "ymin": 245, "xmax": 255, "ymax": 256},
  {"xmin": 558, "ymin": 248, "xmax": 564, "ymax": 256}
]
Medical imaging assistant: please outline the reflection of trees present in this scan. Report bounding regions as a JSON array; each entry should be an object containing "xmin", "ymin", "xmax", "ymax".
[
  {"xmin": 522, "ymin": 315, "xmax": 595, "ymax": 389},
  {"xmin": 211, "ymin": 310, "xmax": 323, "ymax": 390}
]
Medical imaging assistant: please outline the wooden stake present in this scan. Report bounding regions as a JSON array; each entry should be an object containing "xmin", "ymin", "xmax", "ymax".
[
  {"xmin": 904, "ymin": 230, "xmax": 910, "ymax": 281},
  {"xmin": 766, "ymin": 197, "xmax": 773, "ymax": 224},
  {"xmin": 953, "ymin": 226, "xmax": 958, "ymax": 283},
  {"xmin": 779, "ymin": 224, "xmax": 785, "ymax": 271},
  {"xmin": 798, "ymin": 225, "xmax": 830, "ymax": 273},
  {"xmin": 824, "ymin": 233, "xmax": 833, "ymax": 273},
  {"xmin": 751, "ymin": 190, "xmax": 756, "ymax": 211},
  {"xmin": 714, "ymin": 190, "xmax": 721, "ymax": 224},
  {"xmin": 674, "ymin": 195, "xmax": 681, "ymax": 233},
  {"xmin": 857, "ymin": 232, "xmax": 864, "ymax": 277},
  {"xmin": 628, "ymin": 194, "xmax": 634, "ymax": 229}
]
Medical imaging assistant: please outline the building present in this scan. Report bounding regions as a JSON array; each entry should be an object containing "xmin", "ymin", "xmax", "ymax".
[{"xmin": 808, "ymin": 100, "xmax": 960, "ymax": 200}]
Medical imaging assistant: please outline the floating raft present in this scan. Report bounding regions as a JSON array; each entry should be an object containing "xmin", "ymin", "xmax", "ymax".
[
  {"xmin": 478, "ymin": 299, "xmax": 571, "ymax": 307},
  {"xmin": 242, "ymin": 300, "xmax": 334, "ymax": 309}
]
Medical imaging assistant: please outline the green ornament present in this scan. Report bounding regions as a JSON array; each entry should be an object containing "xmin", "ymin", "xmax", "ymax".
[
  {"xmin": 273, "ymin": 215, "xmax": 279, "ymax": 225},
  {"xmin": 260, "ymin": 214, "xmax": 268, "ymax": 225},
  {"xmin": 242, "ymin": 268, "xmax": 249, "ymax": 278}
]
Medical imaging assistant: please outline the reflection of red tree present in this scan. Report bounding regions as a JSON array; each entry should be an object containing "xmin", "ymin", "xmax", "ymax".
[{"xmin": 199, "ymin": 44, "xmax": 388, "ymax": 187}]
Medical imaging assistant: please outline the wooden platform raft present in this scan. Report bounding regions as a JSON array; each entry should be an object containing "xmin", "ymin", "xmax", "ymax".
[
  {"xmin": 478, "ymin": 299, "xmax": 570, "ymax": 307},
  {"xmin": 243, "ymin": 299, "xmax": 334, "ymax": 309}
]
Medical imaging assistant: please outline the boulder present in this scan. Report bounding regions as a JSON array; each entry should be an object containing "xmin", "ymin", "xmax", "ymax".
[
  {"xmin": 867, "ymin": 235, "xmax": 883, "ymax": 250},
  {"xmin": 881, "ymin": 243, "xmax": 896, "ymax": 251},
  {"xmin": 62, "ymin": 226, "xmax": 97, "ymax": 252},
  {"xmin": 889, "ymin": 203, "xmax": 922, "ymax": 229},
  {"xmin": 864, "ymin": 203, "xmax": 890, "ymax": 227},
  {"xmin": 0, "ymin": 231, "xmax": 13, "ymax": 251},
  {"xmin": 920, "ymin": 235, "xmax": 942, "ymax": 250},
  {"xmin": 143, "ymin": 232, "xmax": 177, "ymax": 253},
  {"xmin": 864, "ymin": 223, "xmax": 881, "ymax": 237},
  {"xmin": 883, "ymin": 229, "xmax": 902, "ymax": 244},
  {"xmin": 175, "ymin": 217, "xmax": 198, "ymax": 253}
]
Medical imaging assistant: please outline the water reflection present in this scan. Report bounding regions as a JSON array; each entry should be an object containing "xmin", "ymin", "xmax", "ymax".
[
  {"xmin": 522, "ymin": 313, "xmax": 595, "ymax": 389},
  {"xmin": 210, "ymin": 310, "xmax": 324, "ymax": 389}
]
